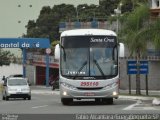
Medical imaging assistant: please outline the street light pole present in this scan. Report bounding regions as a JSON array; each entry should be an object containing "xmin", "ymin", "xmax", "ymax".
[
  {"xmin": 114, "ymin": 3, "xmax": 122, "ymax": 34},
  {"xmin": 75, "ymin": 6, "xmax": 85, "ymax": 21},
  {"xmin": 76, "ymin": 6, "xmax": 78, "ymax": 21}
]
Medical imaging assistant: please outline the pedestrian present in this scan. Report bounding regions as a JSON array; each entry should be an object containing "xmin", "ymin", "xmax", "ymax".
[
  {"xmin": 2, "ymin": 76, "xmax": 5, "ymax": 81},
  {"xmin": 49, "ymin": 75, "xmax": 54, "ymax": 86}
]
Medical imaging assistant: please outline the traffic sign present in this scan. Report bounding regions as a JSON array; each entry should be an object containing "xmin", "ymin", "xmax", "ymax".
[
  {"xmin": 127, "ymin": 60, "xmax": 148, "ymax": 74},
  {"xmin": 46, "ymin": 48, "xmax": 51, "ymax": 54}
]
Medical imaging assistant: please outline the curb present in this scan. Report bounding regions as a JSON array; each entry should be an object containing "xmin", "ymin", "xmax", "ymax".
[
  {"xmin": 31, "ymin": 90, "xmax": 59, "ymax": 95},
  {"xmin": 119, "ymin": 95, "xmax": 154, "ymax": 100}
]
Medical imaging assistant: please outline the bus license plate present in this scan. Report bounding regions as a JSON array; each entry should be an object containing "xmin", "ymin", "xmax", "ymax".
[{"xmin": 84, "ymin": 92, "xmax": 95, "ymax": 96}]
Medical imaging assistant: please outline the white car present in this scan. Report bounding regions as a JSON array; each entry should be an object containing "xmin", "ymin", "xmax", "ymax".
[{"xmin": 2, "ymin": 77, "xmax": 31, "ymax": 101}]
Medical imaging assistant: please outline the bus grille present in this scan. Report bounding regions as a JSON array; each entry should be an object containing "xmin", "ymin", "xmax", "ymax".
[{"xmin": 76, "ymin": 87, "xmax": 103, "ymax": 90}]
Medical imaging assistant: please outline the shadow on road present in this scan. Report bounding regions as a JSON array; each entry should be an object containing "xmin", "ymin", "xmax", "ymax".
[{"xmin": 63, "ymin": 99, "xmax": 135, "ymax": 106}]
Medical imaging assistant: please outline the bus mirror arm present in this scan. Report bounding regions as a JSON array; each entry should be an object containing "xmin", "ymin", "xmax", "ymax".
[
  {"xmin": 112, "ymin": 45, "xmax": 117, "ymax": 61},
  {"xmin": 119, "ymin": 43, "xmax": 125, "ymax": 57},
  {"xmin": 55, "ymin": 44, "xmax": 60, "ymax": 60}
]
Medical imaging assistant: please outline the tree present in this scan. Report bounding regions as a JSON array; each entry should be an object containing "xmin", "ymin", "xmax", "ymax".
[
  {"xmin": 25, "ymin": 4, "xmax": 76, "ymax": 41},
  {"xmin": 149, "ymin": 19, "xmax": 160, "ymax": 49},
  {"xmin": 25, "ymin": 2, "xmax": 121, "ymax": 42},
  {"xmin": 0, "ymin": 49, "xmax": 14, "ymax": 66},
  {"xmin": 120, "ymin": 3, "xmax": 150, "ymax": 95},
  {"xmin": 24, "ymin": 2, "xmax": 126, "ymax": 55},
  {"xmin": 51, "ymin": 40, "xmax": 60, "ymax": 55},
  {"xmin": 99, "ymin": 0, "xmax": 120, "ymax": 16}
]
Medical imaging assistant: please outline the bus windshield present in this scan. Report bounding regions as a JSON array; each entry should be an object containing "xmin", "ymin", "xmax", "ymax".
[{"xmin": 60, "ymin": 36, "xmax": 118, "ymax": 79}]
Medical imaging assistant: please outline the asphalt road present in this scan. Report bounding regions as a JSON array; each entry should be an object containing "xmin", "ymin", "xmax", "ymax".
[
  {"xmin": 0, "ymin": 88, "xmax": 160, "ymax": 120},
  {"xmin": 0, "ymin": 91, "xmax": 160, "ymax": 113}
]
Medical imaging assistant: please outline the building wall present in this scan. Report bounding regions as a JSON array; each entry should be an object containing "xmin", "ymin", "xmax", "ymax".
[
  {"xmin": 150, "ymin": 0, "xmax": 160, "ymax": 9},
  {"xmin": 119, "ymin": 36, "xmax": 160, "ymax": 90},
  {"xmin": 26, "ymin": 65, "xmax": 36, "ymax": 85},
  {"xmin": 119, "ymin": 59, "xmax": 160, "ymax": 90}
]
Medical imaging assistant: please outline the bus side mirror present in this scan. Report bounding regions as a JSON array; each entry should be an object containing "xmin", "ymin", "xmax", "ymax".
[
  {"xmin": 55, "ymin": 44, "xmax": 60, "ymax": 60},
  {"xmin": 119, "ymin": 43, "xmax": 124, "ymax": 57}
]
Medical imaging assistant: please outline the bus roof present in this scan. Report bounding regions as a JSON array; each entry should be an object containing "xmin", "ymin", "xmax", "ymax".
[{"xmin": 61, "ymin": 29, "xmax": 117, "ymax": 37}]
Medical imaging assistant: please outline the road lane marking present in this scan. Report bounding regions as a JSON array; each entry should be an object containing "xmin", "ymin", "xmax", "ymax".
[
  {"xmin": 123, "ymin": 102, "xmax": 158, "ymax": 110},
  {"xmin": 32, "ymin": 105, "xmax": 48, "ymax": 109},
  {"xmin": 123, "ymin": 103, "xmax": 138, "ymax": 110}
]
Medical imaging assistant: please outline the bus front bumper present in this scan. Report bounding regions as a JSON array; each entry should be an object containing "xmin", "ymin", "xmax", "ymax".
[{"xmin": 60, "ymin": 85, "xmax": 119, "ymax": 99}]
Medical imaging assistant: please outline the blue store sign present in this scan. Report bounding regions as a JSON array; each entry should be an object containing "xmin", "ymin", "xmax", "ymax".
[
  {"xmin": 0, "ymin": 38, "xmax": 50, "ymax": 48},
  {"xmin": 127, "ymin": 60, "xmax": 148, "ymax": 74}
]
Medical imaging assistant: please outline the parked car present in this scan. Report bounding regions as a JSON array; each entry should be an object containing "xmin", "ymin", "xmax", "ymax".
[
  {"xmin": 2, "ymin": 77, "xmax": 31, "ymax": 101},
  {"xmin": 8, "ymin": 74, "xmax": 23, "ymax": 78},
  {"xmin": 7, "ymin": 74, "xmax": 31, "ymax": 85}
]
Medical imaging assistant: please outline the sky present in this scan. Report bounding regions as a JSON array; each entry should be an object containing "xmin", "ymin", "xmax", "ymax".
[{"xmin": 0, "ymin": 0, "xmax": 99, "ymax": 56}]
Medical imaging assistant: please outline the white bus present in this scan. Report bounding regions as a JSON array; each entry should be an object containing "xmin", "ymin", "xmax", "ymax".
[{"xmin": 55, "ymin": 29, "xmax": 124, "ymax": 105}]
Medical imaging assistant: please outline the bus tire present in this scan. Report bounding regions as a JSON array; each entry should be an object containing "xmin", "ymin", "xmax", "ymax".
[
  {"xmin": 52, "ymin": 86, "xmax": 55, "ymax": 90},
  {"xmin": 61, "ymin": 98, "xmax": 73, "ymax": 105},
  {"xmin": 108, "ymin": 98, "xmax": 113, "ymax": 104},
  {"xmin": 95, "ymin": 98, "xmax": 102, "ymax": 103},
  {"xmin": 6, "ymin": 96, "xmax": 9, "ymax": 101},
  {"xmin": 2, "ymin": 95, "xmax": 5, "ymax": 100},
  {"xmin": 102, "ymin": 98, "xmax": 113, "ymax": 105}
]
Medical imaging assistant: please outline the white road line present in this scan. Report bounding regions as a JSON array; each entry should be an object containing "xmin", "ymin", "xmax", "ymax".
[
  {"xmin": 123, "ymin": 103, "xmax": 158, "ymax": 110},
  {"xmin": 32, "ymin": 105, "xmax": 48, "ymax": 109},
  {"xmin": 123, "ymin": 103, "xmax": 138, "ymax": 110}
]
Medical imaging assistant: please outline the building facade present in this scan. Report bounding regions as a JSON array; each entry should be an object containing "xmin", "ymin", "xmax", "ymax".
[{"xmin": 149, "ymin": 0, "xmax": 160, "ymax": 18}]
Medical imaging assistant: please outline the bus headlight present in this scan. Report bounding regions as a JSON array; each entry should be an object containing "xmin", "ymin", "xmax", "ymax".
[
  {"xmin": 63, "ymin": 91, "xmax": 67, "ymax": 96},
  {"xmin": 61, "ymin": 82, "xmax": 77, "ymax": 90},
  {"xmin": 113, "ymin": 91, "xmax": 118, "ymax": 96}
]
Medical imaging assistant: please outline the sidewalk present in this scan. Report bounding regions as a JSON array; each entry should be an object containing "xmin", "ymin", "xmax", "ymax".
[
  {"xmin": 30, "ymin": 85, "xmax": 59, "ymax": 95},
  {"xmin": 120, "ymin": 89, "xmax": 160, "ymax": 96}
]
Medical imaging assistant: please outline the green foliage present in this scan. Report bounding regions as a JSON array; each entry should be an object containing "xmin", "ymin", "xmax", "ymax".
[
  {"xmin": 24, "ymin": 1, "xmax": 122, "ymax": 42},
  {"xmin": 24, "ymin": 4, "xmax": 76, "ymax": 41},
  {"xmin": 120, "ymin": 3, "xmax": 150, "ymax": 56},
  {"xmin": 0, "ymin": 49, "xmax": 14, "ymax": 66},
  {"xmin": 51, "ymin": 40, "xmax": 59, "ymax": 47},
  {"xmin": 120, "ymin": 2, "xmax": 160, "ymax": 56},
  {"xmin": 147, "ymin": 19, "xmax": 160, "ymax": 49},
  {"xmin": 119, "ymin": 1, "xmax": 160, "ymax": 95},
  {"xmin": 51, "ymin": 40, "xmax": 60, "ymax": 55},
  {"xmin": 99, "ymin": 0, "xmax": 120, "ymax": 15}
]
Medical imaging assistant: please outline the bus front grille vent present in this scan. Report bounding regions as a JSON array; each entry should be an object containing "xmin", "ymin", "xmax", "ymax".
[{"xmin": 76, "ymin": 87, "xmax": 103, "ymax": 90}]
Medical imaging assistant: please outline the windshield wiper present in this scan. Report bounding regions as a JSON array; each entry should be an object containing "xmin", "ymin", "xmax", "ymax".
[
  {"xmin": 60, "ymin": 44, "xmax": 66, "ymax": 61},
  {"xmin": 73, "ymin": 61, "xmax": 87, "ymax": 79},
  {"xmin": 93, "ymin": 59, "xmax": 105, "ymax": 77}
]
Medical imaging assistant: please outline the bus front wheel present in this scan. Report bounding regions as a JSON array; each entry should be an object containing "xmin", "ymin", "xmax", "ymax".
[
  {"xmin": 61, "ymin": 98, "xmax": 73, "ymax": 105},
  {"xmin": 102, "ymin": 98, "xmax": 113, "ymax": 105}
]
